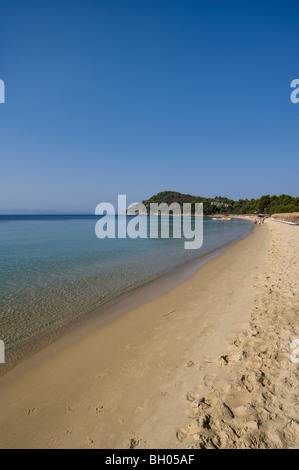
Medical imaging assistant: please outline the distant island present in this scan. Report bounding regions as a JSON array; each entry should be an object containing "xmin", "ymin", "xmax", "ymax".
[{"xmin": 132, "ymin": 191, "xmax": 299, "ymax": 216}]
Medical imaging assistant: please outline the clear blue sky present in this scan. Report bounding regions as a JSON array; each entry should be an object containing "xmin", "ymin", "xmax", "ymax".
[{"xmin": 0, "ymin": 0, "xmax": 298, "ymax": 212}]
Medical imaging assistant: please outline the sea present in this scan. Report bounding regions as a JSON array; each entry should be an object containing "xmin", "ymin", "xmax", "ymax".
[{"xmin": 0, "ymin": 215, "xmax": 252, "ymax": 371}]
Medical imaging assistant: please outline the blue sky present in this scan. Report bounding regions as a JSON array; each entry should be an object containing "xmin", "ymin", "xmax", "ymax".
[{"xmin": 0, "ymin": 0, "xmax": 298, "ymax": 212}]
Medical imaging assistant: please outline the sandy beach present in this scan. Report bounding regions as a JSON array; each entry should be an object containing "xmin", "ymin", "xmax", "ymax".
[{"xmin": 0, "ymin": 219, "xmax": 298, "ymax": 449}]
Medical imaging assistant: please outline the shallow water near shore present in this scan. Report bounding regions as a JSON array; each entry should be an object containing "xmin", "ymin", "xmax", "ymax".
[{"xmin": 0, "ymin": 215, "xmax": 252, "ymax": 369}]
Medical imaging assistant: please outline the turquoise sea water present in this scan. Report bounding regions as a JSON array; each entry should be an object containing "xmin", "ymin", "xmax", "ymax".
[{"xmin": 0, "ymin": 215, "xmax": 252, "ymax": 367}]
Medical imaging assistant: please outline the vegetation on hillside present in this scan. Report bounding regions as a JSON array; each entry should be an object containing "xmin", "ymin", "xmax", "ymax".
[{"xmin": 141, "ymin": 191, "xmax": 299, "ymax": 215}]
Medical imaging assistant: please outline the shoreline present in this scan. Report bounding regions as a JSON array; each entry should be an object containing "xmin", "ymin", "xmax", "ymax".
[
  {"xmin": 1, "ymin": 220, "xmax": 253, "ymax": 377},
  {"xmin": 0, "ymin": 219, "xmax": 297, "ymax": 448}
]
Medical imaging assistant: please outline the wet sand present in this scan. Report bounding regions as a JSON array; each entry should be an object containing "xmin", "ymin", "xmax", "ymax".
[{"xmin": 0, "ymin": 219, "xmax": 298, "ymax": 449}]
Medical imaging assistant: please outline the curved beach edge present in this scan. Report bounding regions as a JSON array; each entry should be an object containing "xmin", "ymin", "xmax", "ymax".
[{"xmin": 0, "ymin": 219, "xmax": 298, "ymax": 449}]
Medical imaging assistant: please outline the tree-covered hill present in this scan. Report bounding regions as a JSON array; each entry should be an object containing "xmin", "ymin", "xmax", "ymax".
[{"xmin": 141, "ymin": 191, "xmax": 299, "ymax": 215}]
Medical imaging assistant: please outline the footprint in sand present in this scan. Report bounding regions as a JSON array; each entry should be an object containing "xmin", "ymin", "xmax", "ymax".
[
  {"xmin": 218, "ymin": 355, "xmax": 229, "ymax": 366},
  {"xmin": 96, "ymin": 369, "xmax": 111, "ymax": 379},
  {"xmin": 240, "ymin": 374, "xmax": 254, "ymax": 392},
  {"xmin": 129, "ymin": 437, "xmax": 139, "ymax": 449},
  {"xmin": 186, "ymin": 391, "xmax": 199, "ymax": 403},
  {"xmin": 116, "ymin": 416, "xmax": 125, "ymax": 424},
  {"xmin": 185, "ymin": 360, "xmax": 196, "ymax": 368},
  {"xmin": 176, "ymin": 428, "xmax": 188, "ymax": 443},
  {"xmin": 85, "ymin": 436, "xmax": 94, "ymax": 446},
  {"xmin": 66, "ymin": 425, "xmax": 73, "ymax": 435},
  {"xmin": 203, "ymin": 374, "xmax": 217, "ymax": 387},
  {"xmin": 197, "ymin": 397, "xmax": 213, "ymax": 411}
]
